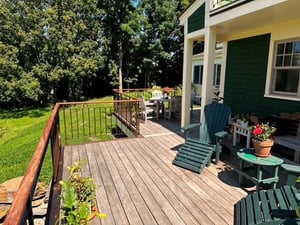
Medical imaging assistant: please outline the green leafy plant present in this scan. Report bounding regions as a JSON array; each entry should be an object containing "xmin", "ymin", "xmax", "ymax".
[
  {"xmin": 151, "ymin": 85, "xmax": 162, "ymax": 90},
  {"xmin": 251, "ymin": 123, "xmax": 276, "ymax": 142},
  {"xmin": 57, "ymin": 160, "xmax": 106, "ymax": 225}
]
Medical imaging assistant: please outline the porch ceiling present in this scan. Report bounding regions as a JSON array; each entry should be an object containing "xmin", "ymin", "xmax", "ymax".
[{"xmin": 214, "ymin": 0, "xmax": 299, "ymax": 39}]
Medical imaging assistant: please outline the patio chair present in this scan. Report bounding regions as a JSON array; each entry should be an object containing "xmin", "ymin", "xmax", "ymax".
[
  {"xmin": 172, "ymin": 102, "xmax": 231, "ymax": 173},
  {"xmin": 138, "ymin": 95, "xmax": 158, "ymax": 122},
  {"xmin": 151, "ymin": 90, "xmax": 163, "ymax": 100},
  {"xmin": 164, "ymin": 96, "xmax": 182, "ymax": 120}
]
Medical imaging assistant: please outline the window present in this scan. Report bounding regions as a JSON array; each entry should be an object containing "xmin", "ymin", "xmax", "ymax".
[
  {"xmin": 214, "ymin": 64, "xmax": 221, "ymax": 86},
  {"xmin": 193, "ymin": 65, "xmax": 203, "ymax": 85},
  {"xmin": 272, "ymin": 39, "xmax": 300, "ymax": 98},
  {"xmin": 192, "ymin": 64, "xmax": 221, "ymax": 86}
]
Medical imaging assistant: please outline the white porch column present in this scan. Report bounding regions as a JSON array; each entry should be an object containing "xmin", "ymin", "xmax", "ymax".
[
  {"xmin": 219, "ymin": 41, "xmax": 228, "ymax": 98},
  {"xmin": 200, "ymin": 27, "xmax": 216, "ymax": 120},
  {"xmin": 181, "ymin": 31, "xmax": 194, "ymax": 128}
]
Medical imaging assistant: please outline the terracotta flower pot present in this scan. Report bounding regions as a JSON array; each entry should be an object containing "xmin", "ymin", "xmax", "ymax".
[{"xmin": 252, "ymin": 139, "xmax": 274, "ymax": 157}]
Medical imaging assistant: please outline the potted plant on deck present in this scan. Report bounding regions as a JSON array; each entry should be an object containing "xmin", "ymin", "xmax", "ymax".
[
  {"xmin": 57, "ymin": 160, "xmax": 106, "ymax": 225},
  {"xmin": 251, "ymin": 123, "xmax": 277, "ymax": 157}
]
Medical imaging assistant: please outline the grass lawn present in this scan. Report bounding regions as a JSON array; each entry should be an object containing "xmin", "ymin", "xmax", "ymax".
[
  {"xmin": 0, "ymin": 107, "xmax": 53, "ymax": 184},
  {"xmin": 0, "ymin": 96, "xmax": 115, "ymax": 185}
]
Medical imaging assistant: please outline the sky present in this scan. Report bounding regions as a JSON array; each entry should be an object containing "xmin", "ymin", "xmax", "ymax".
[{"xmin": 131, "ymin": 0, "xmax": 140, "ymax": 7}]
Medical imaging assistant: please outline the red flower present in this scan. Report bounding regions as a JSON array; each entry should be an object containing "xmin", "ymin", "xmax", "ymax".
[
  {"xmin": 251, "ymin": 123, "xmax": 277, "ymax": 142},
  {"xmin": 253, "ymin": 126, "xmax": 263, "ymax": 135}
]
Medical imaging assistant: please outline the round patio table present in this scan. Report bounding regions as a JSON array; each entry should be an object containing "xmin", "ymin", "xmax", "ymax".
[{"xmin": 236, "ymin": 148, "xmax": 284, "ymax": 191}]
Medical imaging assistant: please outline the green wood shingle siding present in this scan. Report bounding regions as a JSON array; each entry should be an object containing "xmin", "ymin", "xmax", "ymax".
[
  {"xmin": 188, "ymin": 3, "xmax": 205, "ymax": 33},
  {"xmin": 224, "ymin": 34, "xmax": 300, "ymax": 117}
]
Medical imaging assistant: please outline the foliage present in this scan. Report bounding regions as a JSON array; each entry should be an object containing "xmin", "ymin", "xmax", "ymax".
[
  {"xmin": 58, "ymin": 160, "xmax": 106, "ymax": 225},
  {"xmin": 132, "ymin": 0, "xmax": 185, "ymax": 88},
  {"xmin": 295, "ymin": 177, "xmax": 300, "ymax": 217},
  {"xmin": 0, "ymin": 2, "xmax": 43, "ymax": 106},
  {"xmin": 0, "ymin": 0, "xmax": 105, "ymax": 105},
  {"xmin": 251, "ymin": 123, "xmax": 276, "ymax": 142},
  {"xmin": 40, "ymin": 0, "xmax": 106, "ymax": 102},
  {"xmin": 0, "ymin": 0, "xmax": 191, "ymax": 107},
  {"xmin": 167, "ymin": 85, "xmax": 182, "ymax": 96},
  {"xmin": 0, "ymin": 97, "xmax": 116, "ymax": 183},
  {"xmin": 0, "ymin": 107, "xmax": 52, "ymax": 183},
  {"xmin": 151, "ymin": 85, "xmax": 162, "ymax": 90}
]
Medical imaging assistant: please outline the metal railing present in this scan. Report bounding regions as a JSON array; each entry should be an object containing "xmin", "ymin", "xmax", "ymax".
[
  {"xmin": 3, "ymin": 104, "xmax": 61, "ymax": 225},
  {"xmin": 3, "ymin": 99, "xmax": 140, "ymax": 225},
  {"xmin": 113, "ymin": 88, "xmax": 153, "ymax": 101},
  {"xmin": 60, "ymin": 100, "xmax": 140, "ymax": 144}
]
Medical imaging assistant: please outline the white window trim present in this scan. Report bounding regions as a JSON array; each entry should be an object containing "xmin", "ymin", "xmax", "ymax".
[
  {"xmin": 192, "ymin": 63, "xmax": 221, "ymax": 86},
  {"xmin": 213, "ymin": 63, "xmax": 221, "ymax": 86},
  {"xmin": 192, "ymin": 64, "xmax": 203, "ymax": 86},
  {"xmin": 265, "ymin": 37, "xmax": 300, "ymax": 102}
]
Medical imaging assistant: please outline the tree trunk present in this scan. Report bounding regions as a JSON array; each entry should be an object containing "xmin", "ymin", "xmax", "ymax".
[{"xmin": 118, "ymin": 41, "xmax": 123, "ymax": 93}]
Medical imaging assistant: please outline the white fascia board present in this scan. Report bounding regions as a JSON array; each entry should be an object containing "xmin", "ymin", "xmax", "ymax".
[
  {"xmin": 185, "ymin": 29, "xmax": 206, "ymax": 40},
  {"xmin": 207, "ymin": 0, "xmax": 286, "ymax": 26},
  {"xmin": 180, "ymin": 0, "xmax": 205, "ymax": 26},
  {"xmin": 192, "ymin": 49, "xmax": 223, "ymax": 61}
]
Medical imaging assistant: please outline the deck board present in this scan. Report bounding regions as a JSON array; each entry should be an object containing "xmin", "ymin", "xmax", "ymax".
[
  {"xmin": 139, "ymin": 136, "xmax": 234, "ymax": 224},
  {"xmin": 62, "ymin": 116, "xmax": 252, "ymax": 225}
]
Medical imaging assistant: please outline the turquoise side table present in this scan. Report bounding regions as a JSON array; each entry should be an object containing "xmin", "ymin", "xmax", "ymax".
[{"xmin": 236, "ymin": 148, "xmax": 284, "ymax": 191}]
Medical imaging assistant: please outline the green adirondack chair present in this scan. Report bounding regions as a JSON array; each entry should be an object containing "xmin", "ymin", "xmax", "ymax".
[
  {"xmin": 234, "ymin": 164, "xmax": 300, "ymax": 225},
  {"xmin": 172, "ymin": 102, "xmax": 231, "ymax": 174}
]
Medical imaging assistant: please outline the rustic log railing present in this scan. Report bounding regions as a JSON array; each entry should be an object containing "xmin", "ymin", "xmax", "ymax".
[{"xmin": 3, "ymin": 99, "xmax": 140, "ymax": 225}]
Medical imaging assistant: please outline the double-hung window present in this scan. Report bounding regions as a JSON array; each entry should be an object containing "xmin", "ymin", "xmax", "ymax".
[
  {"xmin": 214, "ymin": 64, "xmax": 221, "ymax": 86},
  {"xmin": 193, "ymin": 65, "xmax": 203, "ymax": 85},
  {"xmin": 192, "ymin": 64, "xmax": 221, "ymax": 86},
  {"xmin": 272, "ymin": 39, "xmax": 300, "ymax": 98}
]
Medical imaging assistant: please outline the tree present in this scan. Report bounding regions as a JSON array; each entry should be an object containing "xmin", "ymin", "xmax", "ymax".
[
  {"xmin": 131, "ymin": 0, "xmax": 186, "ymax": 88},
  {"xmin": 41, "ymin": 0, "xmax": 106, "ymax": 101},
  {"xmin": 0, "ymin": 0, "xmax": 44, "ymax": 106},
  {"xmin": 0, "ymin": 0, "xmax": 106, "ymax": 106},
  {"xmin": 100, "ymin": 0, "xmax": 188, "ymax": 90},
  {"xmin": 98, "ymin": 0, "xmax": 144, "ymax": 92},
  {"xmin": 0, "ymin": 0, "xmax": 192, "ymax": 107}
]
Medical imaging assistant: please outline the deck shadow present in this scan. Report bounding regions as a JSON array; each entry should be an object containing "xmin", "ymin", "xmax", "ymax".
[{"xmin": 170, "ymin": 144, "xmax": 183, "ymax": 152}]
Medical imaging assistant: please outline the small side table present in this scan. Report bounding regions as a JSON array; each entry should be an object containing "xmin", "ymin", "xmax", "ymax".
[
  {"xmin": 236, "ymin": 148, "xmax": 284, "ymax": 191},
  {"xmin": 233, "ymin": 123, "xmax": 251, "ymax": 148}
]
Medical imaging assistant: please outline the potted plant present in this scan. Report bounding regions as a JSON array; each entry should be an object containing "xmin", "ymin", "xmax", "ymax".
[
  {"xmin": 251, "ymin": 123, "xmax": 277, "ymax": 157},
  {"xmin": 57, "ymin": 160, "xmax": 106, "ymax": 225}
]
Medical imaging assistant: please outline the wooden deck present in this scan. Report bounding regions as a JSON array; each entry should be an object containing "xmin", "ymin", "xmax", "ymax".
[{"xmin": 62, "ymin": 115, "xmax": 251, "ymax": 225}]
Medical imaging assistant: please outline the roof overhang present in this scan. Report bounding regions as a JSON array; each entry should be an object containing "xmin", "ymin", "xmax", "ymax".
[{"xmin": 209, "ymin": 0, "xmax": 300, "ymax": 40}]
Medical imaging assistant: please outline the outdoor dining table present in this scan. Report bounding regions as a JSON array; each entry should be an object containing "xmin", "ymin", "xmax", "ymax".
[
  {"xmin": 236, "ymin": 148, "xmax": 284, "ymax": 191},
  {"xmin": 149, "ymin": 97, "xmax": 170, "ymax": 119}
]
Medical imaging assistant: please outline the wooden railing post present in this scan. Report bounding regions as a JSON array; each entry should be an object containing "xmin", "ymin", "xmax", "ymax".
[
  {"xmin": 51, "ymin": 111, "xmax": 61, "ymax": 183},
  {"xmin": 3, "ymin": 104, "xmax": 61, "ymax": 225}
]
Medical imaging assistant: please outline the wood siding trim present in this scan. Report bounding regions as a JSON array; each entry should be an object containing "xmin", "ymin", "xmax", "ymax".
[
  {"xmin": 188, "ymin": 3, "xmax": 205, "ymax": 33},
  {"xmin": 224, "ymin": 33, "xmax": 300, "ymax": 116},
  {"xmin": 224, "ymin": 34, "xmax": 270, "ymax": 116}
]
